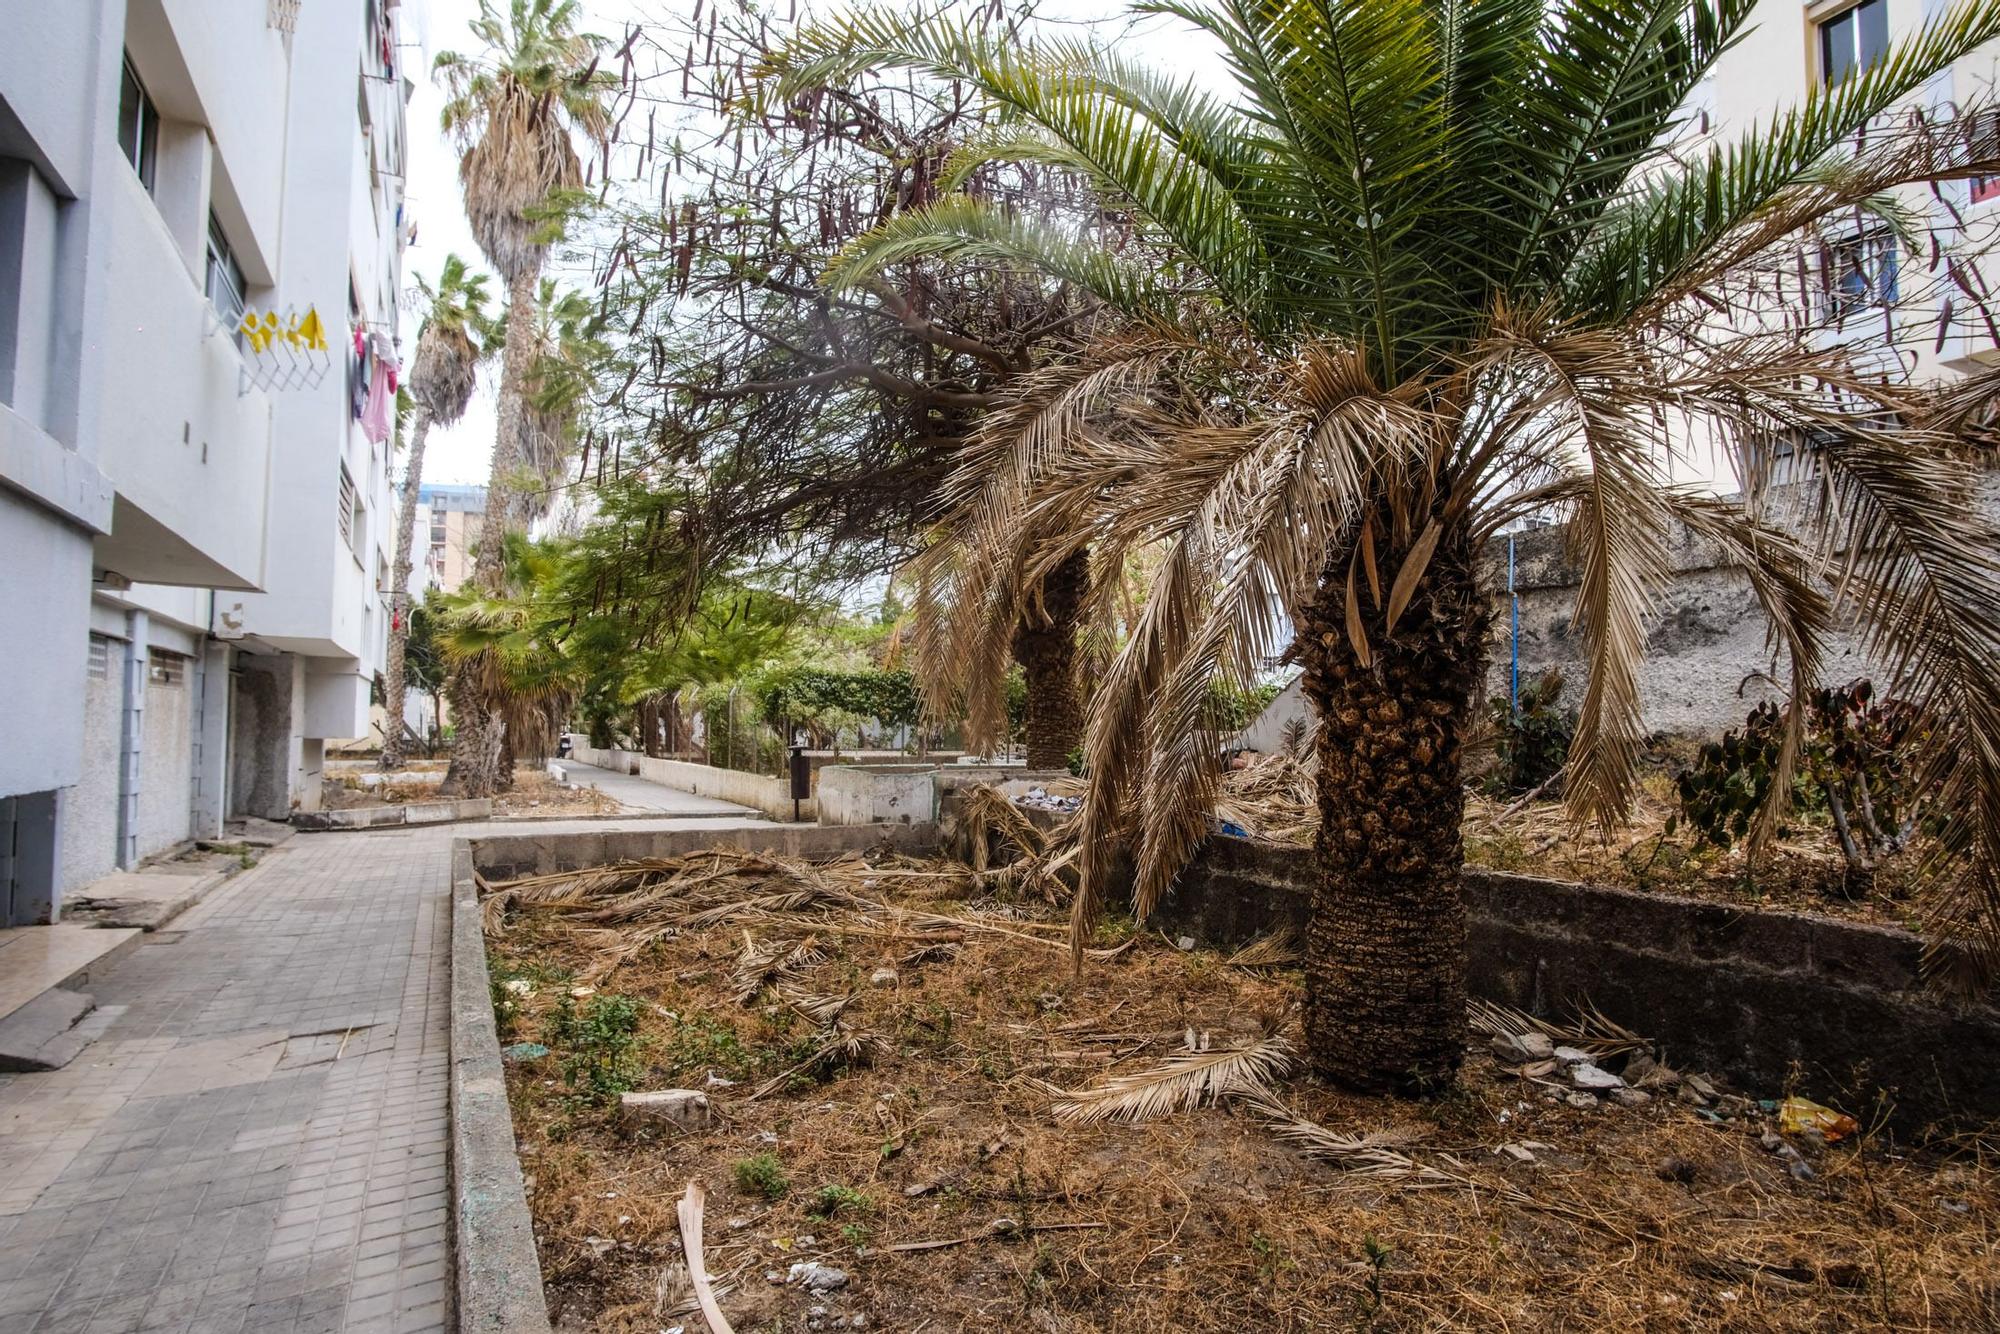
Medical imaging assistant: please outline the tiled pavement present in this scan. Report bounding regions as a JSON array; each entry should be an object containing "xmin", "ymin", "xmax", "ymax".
[{"xmin": 0, "ymin": 814, "xmax": 765, "ymax": 1334}]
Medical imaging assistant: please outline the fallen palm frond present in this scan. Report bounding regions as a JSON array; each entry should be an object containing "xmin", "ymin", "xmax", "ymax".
[
  {"xmin": 1467, "ymin": 997, "xmax": 1650, "ymax": 1058},
  {"xmin": 1230, "ymin": 1088, "xmax": 1451, "ymax": 1182},
  {"xmin": 774, "ymin": 985, "xmax": 852, "ymax": 1026},
  {"xmin": 1224, "ymin": 927, "xmax": 1300, "ymax": 970},
  {"xmin": 1211, "ymin": 748, "xmax": 1320, "ymax": 844},
  {"xmin": 1046, "ymin": 1035, "xmax": 1295, "ymax": 1125},
  {"xmin": 731, "ymin": 933, "xmax": 825, "ymax": 1004}
]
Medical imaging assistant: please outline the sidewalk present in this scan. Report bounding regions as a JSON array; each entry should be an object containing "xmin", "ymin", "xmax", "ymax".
[
  {"xmin": 551, "ymin": 758, "xmax": 760, "ymax": 816},
  {"xmin": 0, "ymin": 813, "xmax": 762, "ymax": 1334}
]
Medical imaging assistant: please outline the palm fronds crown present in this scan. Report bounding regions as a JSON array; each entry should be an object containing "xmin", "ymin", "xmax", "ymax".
[{"xmin": 436, "ymin": 0, "xmax": 615, "ymax": 281}]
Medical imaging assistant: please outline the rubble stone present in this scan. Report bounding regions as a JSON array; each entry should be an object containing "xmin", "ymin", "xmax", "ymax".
[{"xmin": 618, "ymin": 1089, "xmax": 714, "ymax": 1132}]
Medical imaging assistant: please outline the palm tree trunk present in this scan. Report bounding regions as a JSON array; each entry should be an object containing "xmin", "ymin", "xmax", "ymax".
[
  {"xmin": 380, "ymin": 410, "xmax": 432, "ymax": 772},
  {"xmin": 1014, "ymin": 549, "xmax": 1090, "ymax": 770},
  {"xmin": 443, "ymin": 267, "xmax": 539, "ymax": 797},
  {"xmin": 1298, "ymin": 518, "xmax": 1487, "ymax": 1095}
]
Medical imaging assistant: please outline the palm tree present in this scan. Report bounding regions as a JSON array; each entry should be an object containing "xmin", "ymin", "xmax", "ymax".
[
  {"xmin": 382, "ymin": 255, "xmax": 493, "ymax": 772},
  {"xmin": 435, "ymin": 0, "xmax": 613, "ymax": 795},
  {"xmin": 769, "ymin": 0, "xmax": 2000, "ymax": 1093},
  {"xmin": 515, "ymin": 278, "xmax": 606, "ymax": 523}
]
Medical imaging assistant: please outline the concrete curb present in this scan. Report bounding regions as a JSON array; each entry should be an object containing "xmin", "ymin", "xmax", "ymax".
[
  {"xmin": 448, "ymin": 838, "xmax": 553, "ymax": 1334},
  {"xmin": 293, "ymin": 798, "xmax": 494, "ymax": 832}
]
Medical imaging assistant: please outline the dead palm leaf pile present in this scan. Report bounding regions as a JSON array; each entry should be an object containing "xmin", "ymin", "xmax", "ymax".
[{"xmin": 485, "ymin": 844, "xmax": 2000, "ymax": 1334}]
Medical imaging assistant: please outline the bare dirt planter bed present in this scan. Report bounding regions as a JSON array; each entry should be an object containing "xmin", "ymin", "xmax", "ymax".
[{"xmin": 454, "ymin": 830, "xmax": 2000, "ymax": 1333}]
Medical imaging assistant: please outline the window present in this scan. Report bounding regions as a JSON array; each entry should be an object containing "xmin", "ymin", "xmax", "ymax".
[
  {"xmin": 205, "ymin": 213, "xmax": 246, "ymax": 330},
  {"xmin": 87, "ymin": 634, "xmax": 111, "ymax": 680},
  {"xmin": 148, "ymin": 652, "xmax": 186, "ymax": 688},
  {"xmin": 117, "ymin": 55, "xmax": 160, "ymax": 192},
  {"xmin": 376, "ymin": 552, "xmax": 391, "ymax": 594},
  {"xmin": 338, "ymin": 465, "xmax": 358, "ymax": 551},
  {"xmin": 1819, "ymin": 0, "xmax": 1887, "ymax": 87},
  {"xmin": 1821, "ymin": 231, "xmax": 1899, "ymax": 321},
  {"xmin": 1968, "ymin": 110, "xmax": 2000, "ymax": 204}
]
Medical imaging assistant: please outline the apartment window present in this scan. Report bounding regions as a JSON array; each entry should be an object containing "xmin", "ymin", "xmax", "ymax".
[
  {"xmin": 376, "ymin": 552, "xmax": 391, "ymax": 594},
  {"xmin": 338, "ymin": 465, "xmax": 358, "ymax": 551},
  {"xmin": 1821, "ymin": 231, "xmax": 1899, "ymax": 321},
  {"xmin": 1968, "ymin": 110, "xmax": 2000, "ymax": 204},
  {"xmin": 1819, "ymin": 0, "xmax": 1887, "ymax": 87},
  {"xmin": 205, "ymin": 213, "xmax": 246, "ymax": 329},
  {"xmin": 87, "ymin": 634, "xmax": 112, "ymax": 680},
  {"xmin": 148, "ymin": 652, "xmax": 186, "ymax": 687},
  {"xmin": 117, "ymin": 55, "xmax": 160, "ymax": 192}
]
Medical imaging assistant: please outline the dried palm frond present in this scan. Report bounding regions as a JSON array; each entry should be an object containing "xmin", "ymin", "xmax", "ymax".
[
  {"xmin": 1467, "ymin": 998, "xmax": 1650, "ymax": 1058},
  {"xmin": 1224, "ymin": 928, "xmax": 1300, "ymax": 970},
  {"xmin": 1047, "ymin": 1035, "xmax": 1295, "ymax": 1125},
  {"xmin": 774, "ymin": 987, "xmax": 853, "ymax": 1027},
  {"xmin": 1229, "ymin": 1089, "xmax": 1450, "ymax": 1182},
  {"xmin": 730, "ymin": 934, "xmax": 824, "ymax": 1004}
]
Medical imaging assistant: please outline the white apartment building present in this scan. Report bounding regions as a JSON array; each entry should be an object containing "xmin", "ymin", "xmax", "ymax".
[
  {"xmin": 1690, "ymin": 0, "xmax": 2000, "ymax": 476},
  {"xmin": 0, "ymin": 0, "xmax": 412, "ymax": 925}
]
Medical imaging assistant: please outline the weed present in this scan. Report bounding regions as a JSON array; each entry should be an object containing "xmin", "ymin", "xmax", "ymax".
[
  {"xmin": 838, "ymin": 1221, "xmax": 872, "ymax": 1247},
  {"xmin": 543, "ymin": 993, "xmax": 643, "ymax": 1108},
  {"xmin": 733, "ymin": 1152, "xmax": 788, "ymax": 1201},
  {"xmin": 659, "ymin": 1013, "xmax": 754, "ymax": 1082},
  {"xmin": 1357, "ymin": 1234, "xmax": 1393, "ymax": 1317},
  {"xmin": 807, "ymin": 1184, "xmax": 872, "ymax": 1219}
]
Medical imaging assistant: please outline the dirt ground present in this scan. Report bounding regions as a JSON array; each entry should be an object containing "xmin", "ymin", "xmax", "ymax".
[
  {"xmin": 484, "ymin": 846, "xmax": 1999, "ymax": 1333},
  {"xmin": 324, "ymin": 765, "xmax": 622, "ymax": 817}
]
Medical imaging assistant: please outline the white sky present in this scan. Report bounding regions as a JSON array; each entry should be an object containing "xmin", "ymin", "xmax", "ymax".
[{"xmin": 400, "ymin": 0, "xmax": 1231, "ymax": 488}]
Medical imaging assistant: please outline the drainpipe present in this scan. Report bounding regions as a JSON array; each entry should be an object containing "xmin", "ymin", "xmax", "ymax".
[
  {"xmin": 117, "ymin": 609, "xmax": 149, "ymax": 868},
  {"xmin": 1507, "ymin": 535, "xmax": 1520, "ymax": 715}
]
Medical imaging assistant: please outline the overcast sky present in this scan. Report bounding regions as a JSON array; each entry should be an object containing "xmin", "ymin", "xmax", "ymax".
[{"xmin": 400, "ymin": 0, "xmax": 1231, "ymax": 489}]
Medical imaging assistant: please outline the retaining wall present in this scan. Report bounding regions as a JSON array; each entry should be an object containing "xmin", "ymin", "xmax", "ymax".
[
  {"xmin": 1153, "ymin": 838, "xmax": 2000, "ymax": 1130},
  {"xmin": 635, "ymin": 757, "xmax": 813, "ymax": 822}
]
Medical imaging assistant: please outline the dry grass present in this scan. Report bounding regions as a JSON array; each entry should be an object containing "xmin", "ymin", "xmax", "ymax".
[
  {"xmin": 1463, "ymin": 773, "xmax": 1928, "ymax": 930},
  {"xmin": 486, "ymin": 845, "xmax": 2000, "ymax": 1333}
]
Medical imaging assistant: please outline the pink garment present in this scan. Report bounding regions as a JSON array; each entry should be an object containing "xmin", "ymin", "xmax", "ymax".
[{"xmin": 361, "ymin": 356, "xmax": 393, "ymax": 444}]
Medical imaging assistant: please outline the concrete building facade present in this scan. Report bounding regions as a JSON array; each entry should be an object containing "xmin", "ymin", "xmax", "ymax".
[
  {"xmin": 413, "ymin": 481, "xmax": 484, "ymax": 595},
  {"xmin": 1, "ymin": 0, "xmax": 412, "ymax": 923}
]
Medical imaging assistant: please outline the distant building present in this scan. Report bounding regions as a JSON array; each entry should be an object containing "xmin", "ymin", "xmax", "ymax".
[
  {"xmin": 413, "ymin": 482, "xmax": 485, "ymax": 595},
  {"xmin": 0, "ymin": 0, "xmax": 413, "ymax": 922}
]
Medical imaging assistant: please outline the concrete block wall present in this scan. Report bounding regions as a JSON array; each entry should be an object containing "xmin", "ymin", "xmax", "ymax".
[
  {"xmin": 817, "ymin": 764, "xmax": 937, "ymax": 826},
  {"xmin": 1150, "ymin": 837, "xmax": 2000, "ymax": 1131}
]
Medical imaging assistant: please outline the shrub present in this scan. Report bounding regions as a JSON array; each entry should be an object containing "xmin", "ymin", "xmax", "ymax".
[
  {"xmin": 1486, "ymin": 669, "xmax": 1576, "ymax": 796},
  {"xmin": 1673, "ymin": 680, "xmax": 1921, "ymax": 884},
  {"xmin": 733, "ymin": 1152, "xmax": 789, "ymax": 1200}
]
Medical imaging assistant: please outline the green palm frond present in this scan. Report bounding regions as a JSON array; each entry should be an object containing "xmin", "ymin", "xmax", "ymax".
[{"xmin": 822, "ymin": 195, "xmax": 1171, "ymax": 314}]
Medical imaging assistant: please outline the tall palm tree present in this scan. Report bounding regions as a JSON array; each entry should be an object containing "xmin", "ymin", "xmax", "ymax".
[
  {"xmin": 382, "ymin": 255, "xmax": 493, "ymax": 772},
  {"xmin": 515, "ymin": 278, "xmax": 606, "ymax": 523},
  {"xmin": 769, "ymin": 0, "xmax": 2000, "ymax": 1093},
  {"xmin": 435, "ymin": 0, "xmax": 613, "ymax": 795}
]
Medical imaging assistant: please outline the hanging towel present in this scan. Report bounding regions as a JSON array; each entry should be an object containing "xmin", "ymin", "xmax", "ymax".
[{"xmin": 362, "ymin": 355, "xmax": 392, "ymax": 444}]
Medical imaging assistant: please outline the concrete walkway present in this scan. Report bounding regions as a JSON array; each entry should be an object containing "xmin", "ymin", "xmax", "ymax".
[
  {"xmin": 0, "ymin": 814, "xmax": 761, "ymax": 1334},
  {"xmin": 551, "ymin": 759, "xmax": 758, "ymax": 817}
]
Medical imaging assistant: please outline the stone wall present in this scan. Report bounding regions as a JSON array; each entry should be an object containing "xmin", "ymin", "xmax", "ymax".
[
  {"xmin": 1481, "ymin": 475, "xmax": 2000, "ymax": 737},
  {"xmin": 1152, "ymin": 838, "xmax": 2000, "ymax": 1130}
]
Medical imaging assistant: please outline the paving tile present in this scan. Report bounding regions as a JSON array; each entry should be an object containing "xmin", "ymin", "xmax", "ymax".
[{"xmin": 0, "ymin": 833, "xmax": 464, "ymax": 1334}]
